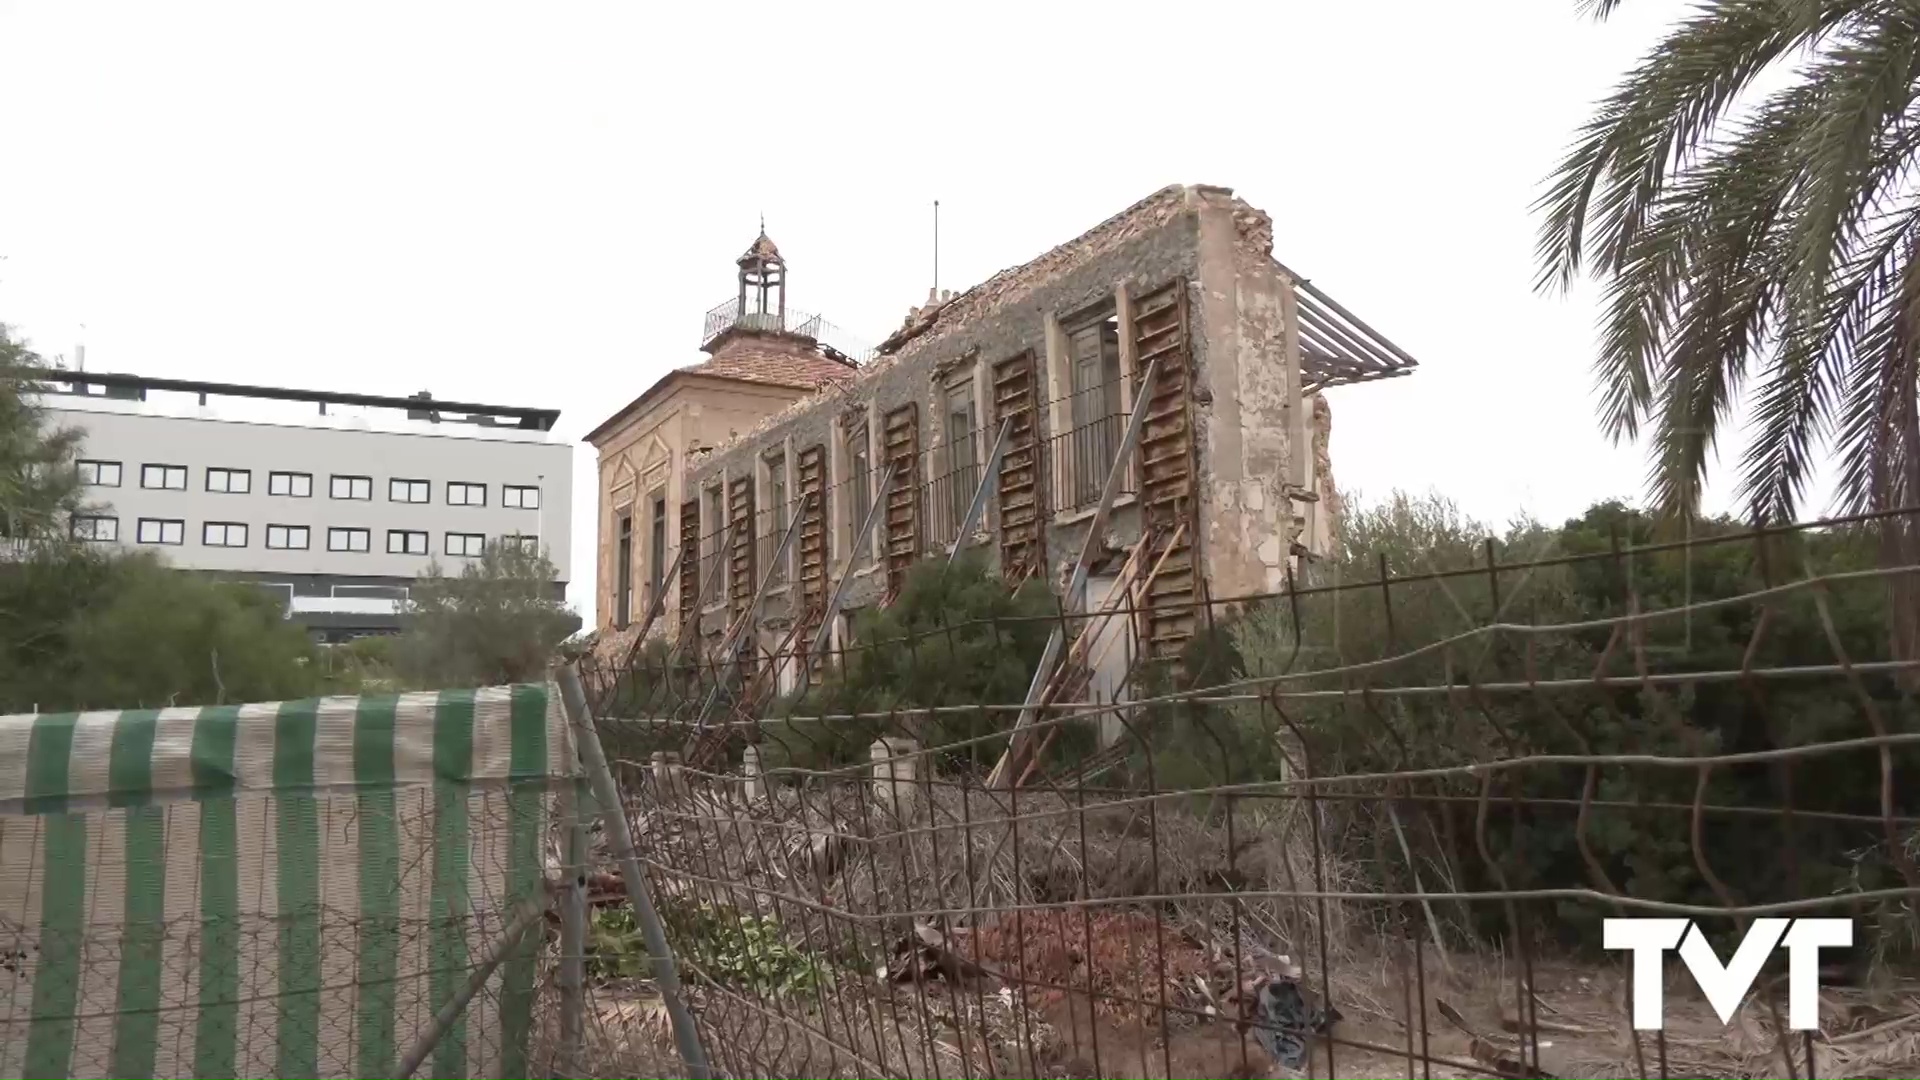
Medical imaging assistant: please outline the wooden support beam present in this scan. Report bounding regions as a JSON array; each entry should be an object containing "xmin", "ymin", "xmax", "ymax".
[
  {"xmin": 947, "ymin": 418, "xmax": 1012, "ymax": 566},
  {"xmin": 984, "ymin": 356, "xmax": 1162, "ymax": 790},
  {"xmin": 1039, "ymin": 532, "xmax": 1154, "ymax": 710},
  {"xmin": 1072, "ymin": 522, "xmax": 1186, "ymax": 701},
  {"xmin": 615, "ymin": 544, "xmax": 684, "ymax": 672},
  {"xmin": 690, "ymin": 492, "xmax": 815, "ymax": 734},
  {"xmin": 665, "ymin": 518, "xmax": 734, "ymax": 669},
  {"xmin": 1012, "ymin": 522, "xmax": 1188, "ymax": 789},
  {"xmin": 1007, "ymin": 524, "xmax": 1185, "ymax": 789},
  {"xmin": 795, "ymin": 465, "xmax": 898, "ymax": 690}
]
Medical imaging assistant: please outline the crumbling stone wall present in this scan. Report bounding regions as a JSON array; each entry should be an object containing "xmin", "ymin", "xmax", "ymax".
[
  {"xmin": 679, "ymin": 185, "xmax": 1329, "ymax": 667},
  {"xmin": 1309, "ymin": 394, "xmax": 1340, "ymax": 556}
]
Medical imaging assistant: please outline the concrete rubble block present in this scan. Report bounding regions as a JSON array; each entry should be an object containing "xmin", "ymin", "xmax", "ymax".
[
  {"xmin": 649, "ymin": 750, "xmax": 688, "ymax": 804},
  {"xmin": 869, "ymin": 736, "xmax": 923, "ymax": 822},
  {"xmin": 740, "ymin": 743, "xmax": 766, "ymax": 804}
]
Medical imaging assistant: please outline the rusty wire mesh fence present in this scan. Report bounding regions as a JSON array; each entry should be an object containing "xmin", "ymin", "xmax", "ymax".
[{"xmin": 575, "ymin": 509, "xmax": 1920, "ymax": 1080}]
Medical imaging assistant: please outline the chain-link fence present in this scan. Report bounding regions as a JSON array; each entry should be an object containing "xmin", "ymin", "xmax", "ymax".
[{"xmin": 575, "ymin": 509, "xmax": 1920, "ymax": 1080}]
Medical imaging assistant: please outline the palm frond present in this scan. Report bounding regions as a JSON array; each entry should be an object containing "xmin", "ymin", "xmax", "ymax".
[
  {"xmin": 1588, "ymin": 238, "xmax": 1677, "ymax": 443},
  {"xmin": 1745, "ymin": 105, "xmax": 1920, "ymax": 522},
  {"xmin": 1535, "ymin": 0, "xmax": 1859, "ymax": 294},
  {"xmin": 1826, "ymin": 233, "xmax": 1920, "ymax": 516},
  {"xmin": 1549, "ymin": 0, "xmax": 1920, "ymax": 672},
  {"xmin": 1541, "ymin": 0, "xmax": 1920, "ymax": 527},
  {"xmin": 1643, "ymin": 228, "xmax": 1783, "ymax": 516},
  {"xmin": 1748, "ymin": 20, "xmax": 1920, "ymax": 523},
  {"xmin": 1780, "ymin": 7, "xmax": 1920, "ymax": 330},
  {"xmin": 1588, "ymin": 68, "xmax": 1820, "ymax": 467}
]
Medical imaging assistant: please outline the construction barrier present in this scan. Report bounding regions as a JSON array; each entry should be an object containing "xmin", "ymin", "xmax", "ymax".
[{"xmin": 0, "ymin": 685, "xmax": 575, "ymax": 1079}]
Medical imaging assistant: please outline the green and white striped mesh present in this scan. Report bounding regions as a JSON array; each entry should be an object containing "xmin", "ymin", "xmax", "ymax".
[{"xmin": 0, "ymin": 684, "xmax": 577, "ymax": 1079}]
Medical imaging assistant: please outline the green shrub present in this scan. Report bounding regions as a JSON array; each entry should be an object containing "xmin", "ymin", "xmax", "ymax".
[
  {"xmin": 586, "ymin": 904, "xmax": 650, "ymax": 980},
  {"xmin": 1216, "ymin": 491, "xmax": 1920, "ymax": 951},
  {"xmin": 661, "ymin": 899, "xmax": 829, "ymax": 998},
  {"xmin": 0, "ymin": 547, "xmax": 319, "ymax": 711},
  {"xmin": 589, "ymin": 896, "xmax": 834, "ymax": 998},
  {"xmin": 393, "ymin": 541, "xmax": 582, "ymax": 689},
  {"xmin": 763, "ymin": 551, "xmax": 1062, "ymax": 776}
]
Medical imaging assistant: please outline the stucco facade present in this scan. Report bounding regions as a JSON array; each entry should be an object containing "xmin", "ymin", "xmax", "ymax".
[
  {"xmin": 589, "ymin": 370, "xmax": 830, "ymax": 636},
  {"xmin": 586, "ymin": 229, "xmax": 859, "ymax": 649}
]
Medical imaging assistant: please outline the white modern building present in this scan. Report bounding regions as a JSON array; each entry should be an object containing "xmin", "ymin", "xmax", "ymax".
[{"xmin": 45, "ymin": 371, "xmax": 573, "ymax": 640}]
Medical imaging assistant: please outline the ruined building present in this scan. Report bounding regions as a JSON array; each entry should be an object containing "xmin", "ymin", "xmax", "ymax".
[
  {"xmin": 585, "ymin": 229, "xmax": 861, "ymax": 638},
  {"xmin": 589, "ymin": 184, "xmax": 1418, "ymax": 695}
]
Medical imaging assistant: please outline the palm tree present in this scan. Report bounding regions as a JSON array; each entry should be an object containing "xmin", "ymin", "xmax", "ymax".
[{"xmin": 1536, "ymin": 0, "xmax": 1920, "ymax": 660}]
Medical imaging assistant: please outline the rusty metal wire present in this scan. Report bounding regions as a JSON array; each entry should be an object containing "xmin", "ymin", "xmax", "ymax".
[{"xmin": 570, "ymin": 510, "xmax": 1920, "ymax": 1079}]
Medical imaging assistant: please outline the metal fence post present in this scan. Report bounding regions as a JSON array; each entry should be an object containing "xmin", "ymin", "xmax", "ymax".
[
  {"xmin": 558, "ymin": 663, "xmax": 713, "ymax": 1079},
  {"xmin": 556, "ymin": 769, "xmax": 590, "ymax": 1076}
]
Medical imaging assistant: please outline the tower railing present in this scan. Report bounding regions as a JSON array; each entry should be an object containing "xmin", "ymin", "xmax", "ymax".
[{"xmin": 700, "ymin": 298, "xmax": 875, "ymax": 363}]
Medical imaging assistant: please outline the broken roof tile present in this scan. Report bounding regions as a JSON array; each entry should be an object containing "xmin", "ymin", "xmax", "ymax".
[{"xmin": 685, "ymin": 336, "xmax": 855, "ymax": 391}]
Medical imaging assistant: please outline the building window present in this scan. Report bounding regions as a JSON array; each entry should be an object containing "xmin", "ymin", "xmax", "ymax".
[
  {"xmin": 615, "ymin": 514, "xmax": 633, "ymax": 628},
  {"xmin": 330, "ymin": 475, "xmax": 372, "ymax": 501},
  {"xmin": 206, "ymin": 467, "xmax": 251, "ymax": 494},
  {"xmin": 501, "ymin": 533, "xmax": 538, "ymax": 554},
  {"xmin": 446, "ymin": 531, "xmax": 485, "ymax": 557},
  {"xmin": 254, "ymin": 582, "xmax": 294, "ymax": 610},
  {"xmin": 387, "ymin": 529, "xmax": 429, "ymax": 555},
  {"xmin": 77, "ymin": 460, "xmax": 121, "ymax": 487},
  {"xmin": 945, "ymin": 378, "xmax": 980, "ymax": 541},
  {"xmin": 446, "ymin": 482, "xmax": 487, "ymax": 507},
  {"xmin": 503, "ymin": 484, "xmax": 540, "ymax": 509},
  {"xmin": 70, "ymin": 515, "xmax": 118, "ymax": 542},
  {"xmin": 648, "ymin": 493, "xmax": 667, "ymax": 607},
  {"xmin": 765, "ymin": 451, "xmax": 788, "ymax": 584},
  {"xmin": 137, "ymin": 518, "xmax": 185, "ymax": 545},
  {"xmin": 389, "ymin": 478, "xmax": 430, "ymax": 504},
  {"xmin": 269, "ymin": 471, "xmax": 313, "ymax": 497},
  {"xmin": 141, "ymin": 464, "xmax": 188, "ymax": 490},
  {"xmin": 703, "ymin": 484, "xmax": 726, "ymax": 589},
  {"xmin": 847, "ymin": 422, "xmax": 872, "ymax": 567},
  {"xmin": 1069, "ymin": 315, "xmax": 1125, "ymax": 422},
  {"xmin": 1064, "ymin": 314, "xmax": 1124, "ymax": 509},
  {"xmin": 327, "ymin": 527, "xmax": 371, "ymax": 552},
  {"xmin": 334, "ymin": 584, "xmax": 408, "ymax": 601},
  {"xmin": 202, "ymin": 522, "xmax": 248, "ymax": 547},
  {"xmin": 266, "ymin": 524, "xmax": 310, "ymax": 550}
]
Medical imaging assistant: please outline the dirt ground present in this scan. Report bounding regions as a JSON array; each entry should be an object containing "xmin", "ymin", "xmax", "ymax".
[
  {"xmin": 572, "ymin": 949, "xmax": 1920, "ymax": 1079},
  {"xmin": 548, "ymin": 890, "xmax": 1920, "ymax": 1079},
  {"xmin": 991, "ymin": 951, "xmax": 1920, "ymax": 1080}
]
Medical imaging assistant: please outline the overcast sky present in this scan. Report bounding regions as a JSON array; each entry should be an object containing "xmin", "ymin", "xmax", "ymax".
[{"xmin": 2, "ymin": 2, "xmax": 1795, "ymax": 625}]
